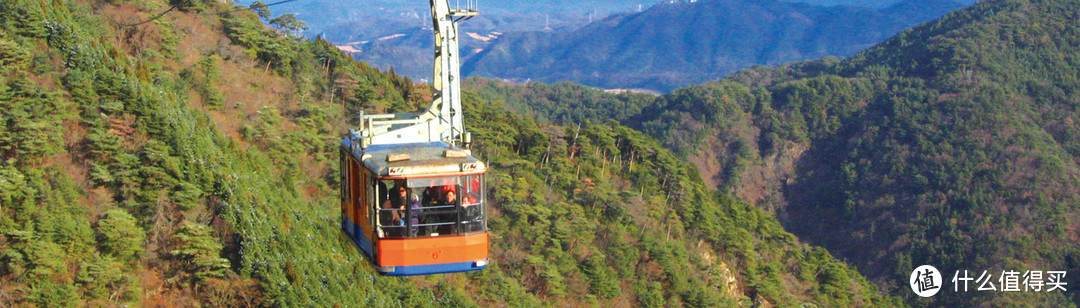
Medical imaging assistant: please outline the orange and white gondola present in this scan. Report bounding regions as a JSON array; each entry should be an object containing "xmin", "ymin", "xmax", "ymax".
[{"xmin": 340, "ymin": 0, "xmax": 487, "ymax": 276}]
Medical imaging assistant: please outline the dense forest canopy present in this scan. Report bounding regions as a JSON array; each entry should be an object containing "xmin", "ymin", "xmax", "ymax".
[
  {"xmin": 0, "ymin": 0, "xmax": 898, "ymax": 306},
  {"xmin": 470, "ymin": 0, "xmax": 1080, "ymax": 306},
  {"xmin": 611, "ymin": 0, "xmax": 1080, "ymax": 305},
  {"xmin": 6, "ymin": 0, "xmax": 1074, "ymax": 306}
]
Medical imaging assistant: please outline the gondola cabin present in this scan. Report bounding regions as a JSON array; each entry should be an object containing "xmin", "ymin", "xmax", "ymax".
[
  {"xmin": 340, "ymin": 139, "xmax": 488, "ymax": 275},
  {"xmin": 341, "ymin": 0, "xmax": 485, "ymax": 276}
]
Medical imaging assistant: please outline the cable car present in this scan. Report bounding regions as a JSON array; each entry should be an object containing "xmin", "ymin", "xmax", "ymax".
[{"xmin": 340, "ymin": 0, "xmax": 487, "ymax": 276}]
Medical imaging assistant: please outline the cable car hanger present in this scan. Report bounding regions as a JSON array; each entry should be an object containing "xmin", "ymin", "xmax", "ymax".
[{"xmin": 340, "ymin": 0, "xmax": 489, "ymax": 276}]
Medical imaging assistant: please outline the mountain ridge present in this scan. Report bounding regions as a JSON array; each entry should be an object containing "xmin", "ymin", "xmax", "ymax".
[
  {"xmin": 623, "ymin": 0, "xmax": 1080, "ymax": 305},
  {"xmin": 470, "ymin": 0, "xmax": 1080, "ymax": 305},
  {"xmin": 0, "ymin": 0, "xmax": 897, "ymax": 306},
  {"xmin": 463, "ymin": 0, "xmax": 967, "ymax": 92}
]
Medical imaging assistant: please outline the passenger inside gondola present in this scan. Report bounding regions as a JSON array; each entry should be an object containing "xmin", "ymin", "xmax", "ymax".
[
  {"xmin": 379, "ymin": 183, "xmax": 406, "ymax": 237},
  {"xmin": 437, "ymin": 186, "xmax": 460, "ymax": 234}
]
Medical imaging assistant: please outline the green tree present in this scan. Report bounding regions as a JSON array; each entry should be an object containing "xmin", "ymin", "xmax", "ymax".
[
  {"xmin": 249, "ymin": 1, "xmax": 270, "ymax": 21},
  {"xmin": 76, "ymin": 253, "xmax": 136, "ymax": 301},
  {"xmin": 171, "ymin": 221, "xmax": 230, "ymax": 284},
  {"xmin": 269, "ymin": 14, "xmax": 308, "ymax": 36},
  {"xmin": 0, "ymin": 33, "xmax": 31, "ymax": 75},
  {"xmin": 96, "ymin": 208, "xmax": 145, "ymax": 262}
]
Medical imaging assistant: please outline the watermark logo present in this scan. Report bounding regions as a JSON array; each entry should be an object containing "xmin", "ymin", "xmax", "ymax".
[
  {"xmin": 910, "ymin": 265, "xmax": 1068, "ymax": 297},
  {"xmin": 952, "ymin": 270, "xmax": 1067, "ymax": 292},
  {"xmin": 911, "ymin": 265, "xmax": 943, "ymax": 297}
]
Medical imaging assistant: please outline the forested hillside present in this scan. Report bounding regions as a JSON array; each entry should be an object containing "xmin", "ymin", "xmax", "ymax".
[
  {"xmin": 0, "ymin": 0, "xmax": 898, "ymax": 306},
  {"xmin": 463, "ymin": 78, "xmax": 658, "ymax": 125},
  {"xmin": 463, "ymin": 0, "xmax": 966, "ymax": 92},
  {"xmin": 607, "ymin": 0, "xmax": 1080, "ymax": 305}
]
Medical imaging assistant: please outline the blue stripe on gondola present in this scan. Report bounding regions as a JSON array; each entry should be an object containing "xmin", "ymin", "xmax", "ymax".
[
  {"xmin": 380, "ymin": 261, "xmax": 487, "ymax": 276},
  {"xmin": 343, "ymin": 215, "xmax": 374, "ymax": 258}
]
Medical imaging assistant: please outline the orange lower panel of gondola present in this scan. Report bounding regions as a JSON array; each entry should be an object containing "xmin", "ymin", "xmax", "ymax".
[{"xmin": 375, "ymin": 233, "xmax": 489, "ymax": 275}]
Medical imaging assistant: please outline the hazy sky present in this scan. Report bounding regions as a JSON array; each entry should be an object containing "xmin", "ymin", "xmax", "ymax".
[{"xmin": 786, "ymin": 0, "xmax": 977, "ymax": 8}]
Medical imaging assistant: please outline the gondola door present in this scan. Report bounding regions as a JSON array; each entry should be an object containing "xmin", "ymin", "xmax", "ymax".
[{"xmin": 342, "ymin": 152, "xmax": 376, "ymax": 258}]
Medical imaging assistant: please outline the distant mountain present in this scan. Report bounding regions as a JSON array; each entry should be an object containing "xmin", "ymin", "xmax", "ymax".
[
  {"xmin": 232, "ymin": 0, "xmax": 659, "ymax": 81},
  {"xmin": 477, "ymin": 0, "xmax": 1080, "ymax": 305},
  {"xmin": 788, "ymin": 0, "xmax": 975, "ymax": 8},
  {"xmin": 234, "ymin": 0, "xmax": 969, "ymax": 85},
  {"xmin": 615, "ymin": 0, "xmax": 1080, "ymax": 305},
  {"xmin": 787, "ymin": 0, "xmax": 902, "ymax": 7},
  {"xmin": 463, "ymin": 0, "xmax": 967, "ymax": 92},
  {"xmin": 240, "ymin": 0, "xmax": 651, "ymax": 41}
]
